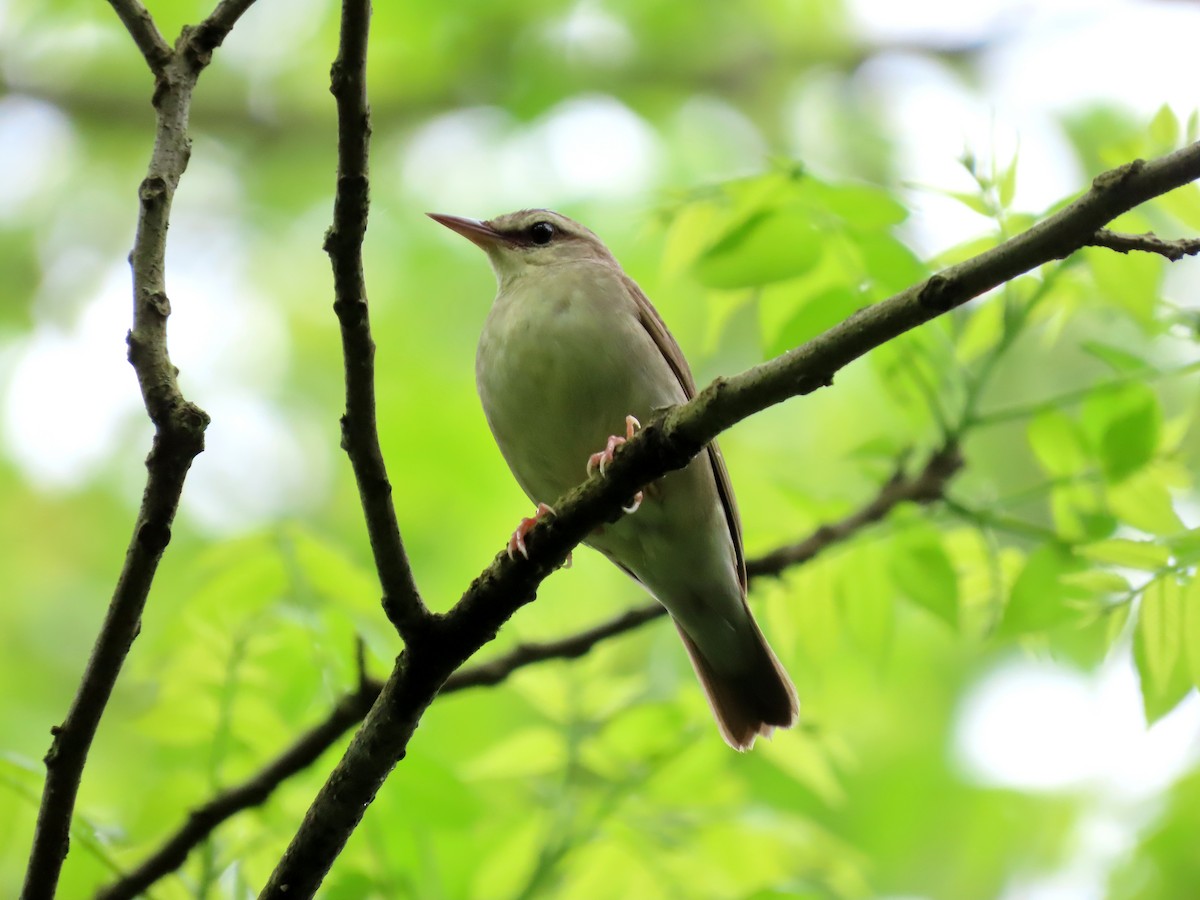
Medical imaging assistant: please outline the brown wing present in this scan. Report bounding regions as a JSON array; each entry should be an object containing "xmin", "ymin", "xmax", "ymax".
[{"xmin": 620, "ymin": 273, "xmax": 748, "ymax": 591}]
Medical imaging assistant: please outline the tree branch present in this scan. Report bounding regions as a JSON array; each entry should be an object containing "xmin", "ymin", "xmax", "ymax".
[
  {"xmin": 261, "ymin": 142, "xmax": 1200, "ymax": 895},
  {"xmin": 104, "ymin": 0, "xmax": 171, "ymax": 72},
  {"xmin": 1087, "ymin": 227, "xmax": 1200, "ymax": 261},
  {"xmin": 98, "ymin": 443, "xmax": 959, "ymax": 898},
  {"xmin": 323, "ymin": 0, "xmax": 430, "ymax": 641},
  {"xmin": 18, "ymin": 4, "xmax": 265, "ymax": 897}
]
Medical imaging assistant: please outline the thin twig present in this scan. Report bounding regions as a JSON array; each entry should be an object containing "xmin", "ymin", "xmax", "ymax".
[
  {"xmin": 98, "ymin": 444, "xmax": 960, "ymax": 898},
  {"xmin": 323, "ymin": 0, "xmax": 429, "ymax": 640},
  {"xmin": 1087, "ymin": 227, "xmax": 1200, "ymax": 261},
  {"xmin": 19, "ymin": 5, "xmax": 262, "ymax": 898}
]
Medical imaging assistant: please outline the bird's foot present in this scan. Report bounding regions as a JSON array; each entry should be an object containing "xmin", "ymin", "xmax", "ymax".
[
  {"xmin": 586, "ymin": 415, "xmax": 644, "ymax": 514},
  {"xmin": 586, "ymin": 415, "xmax": 641, "ymax": 476},
  {"xmin": 508, "ymin": 502, "xmax": 560, "ymax": 561}
]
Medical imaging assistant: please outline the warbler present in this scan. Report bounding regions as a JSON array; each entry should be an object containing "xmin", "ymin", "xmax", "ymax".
[{"xmin": 431, "ymin": 209, "xmax": 798, "ymax": 750}]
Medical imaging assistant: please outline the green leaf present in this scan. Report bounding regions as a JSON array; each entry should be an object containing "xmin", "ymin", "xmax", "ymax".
[
  {"xmin": 855, "ymin": 232, "xmax": 928, "ymax": 294},
  {"xmin": 1050, "ymin": 483, "xmax": 1115, "ymax": 543},
  {"xmin": 997, "ymin": 545, "xmax": 1089, "ymax": 636},
  {"xmin": 1149, "ymin": 104, "xmax": 1180, "ymax": 150},
  {"xmin": 693, "ymin": 207, "xmax": 823, "ymax": 289},
  {"xmin": 1183, "ymin": 577, "xmax": 1200, "ymax": 691},
  {"xmin": 1028, "ymin": 409, "xmax": 1090, "ymax": 477},
  {"xmin": 1084, "ymin": 246, "xmax": 1164, "ymax": 326},
  {"xmin": 955, "ymin": 297, "xmax": 1005, "ymax": 364},
  {"xmin": 942, "ymin": 189, "xmax": 993, "ymax": 217},
  {"xmin": 1134, "ymin": 577, "xmax": 1192, "ymax": 724},
  {"xmin": 1082, "ymin": 383, "xmax": 1161, "ymax": 482},
  {"xmin": 997, "ymin": 152, "xmax": 1018, "ymax": 209},
  {"xmin": 1158, "ymin": 182, "xmax": 1200, "ymax": 232},
  {"xmin": 1107, "ymin": 467, "xmax": 1184, "ymax": 536},
  {"xmin": 1080, "ymin": 340, "xmax": 1156, "ymax": 374},
  {"xmin": 806, "ymin": 179, "xmax": 909, "ymax": 228},
  {"xmin": 1168, "ymin": 529, "xmax": 1200, "ymax": 566},
  {"xmin": 766, "ymin": 285, "xmax": 860, "ymax": 357},
  {"xmin": 1078, "ymin": 538, "xmax": 1171, "ymax": 570},
  {"xmin": 837, "ymin": 544, "xmax": 894, "ymax": 660},
  {"xmin": 890, "ymin": 528, "xmax": 959, "ymax": 628}
]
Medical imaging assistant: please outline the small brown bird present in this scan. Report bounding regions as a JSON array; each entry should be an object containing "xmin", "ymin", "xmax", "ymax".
[{"xmin": 430, "ymin": 208, "xmax": 798, "ymax": 750}]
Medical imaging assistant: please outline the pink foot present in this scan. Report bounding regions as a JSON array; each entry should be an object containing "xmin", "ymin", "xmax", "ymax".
[
  {"xmin": 587, "ymin": 415, "xmax": 641, "ymax": 475},
  {"xmin": 586, "ymin": 415, "xmax": 644, "ymax": 514},
  {"xmin": 508, "ymin": 502, "xmax": 556, "ymax": 561}
]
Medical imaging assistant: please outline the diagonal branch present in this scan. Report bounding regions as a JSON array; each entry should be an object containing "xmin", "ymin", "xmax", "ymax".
[
  {"xmin": 324, "ymin": 0, "xmax": 429, "ymax": 640},
  {"xmin": 97, "ymin": 444, "xmax": 959, "ymax": 899},
  {"xmin": 19, "ymin": 4, "xmax": 261, "ymax": 898},
  {"xmin": 263, "ymin": 141, "xmax": 1200, "ymax": 895},
  {"xmin": 105, "ymin": 0, "xmax": 171, "ymax": 72},
  {"xmin": 1086, "ymin": 227, "xmax": 1200, "ymax": 261}
]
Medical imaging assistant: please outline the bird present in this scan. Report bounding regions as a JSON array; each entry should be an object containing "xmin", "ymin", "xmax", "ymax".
[{"xmin": 429, "ymin": 208, "xmax": 798, "ymax": 750}]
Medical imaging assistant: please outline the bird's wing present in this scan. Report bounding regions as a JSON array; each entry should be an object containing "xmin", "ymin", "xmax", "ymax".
[{"xmin": 621, "ymin": 273, "xmax": 748, "ymax": 591}]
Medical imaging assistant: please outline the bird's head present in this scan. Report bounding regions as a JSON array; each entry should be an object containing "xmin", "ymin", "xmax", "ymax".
[{"xmin": 428, "ymin": 208, "xmax": 615, "ymax": 283}]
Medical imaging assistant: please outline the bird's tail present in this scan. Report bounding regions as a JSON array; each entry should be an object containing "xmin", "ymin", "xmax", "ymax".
[{"xmin": 674, "ymin": 616, "xmax": 798, "ymax": 751}]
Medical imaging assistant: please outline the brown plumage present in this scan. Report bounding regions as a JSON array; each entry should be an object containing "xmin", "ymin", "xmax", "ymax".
[{"xmin": 430, "ymin": 208, "xmax": 798, "ymax": 749}]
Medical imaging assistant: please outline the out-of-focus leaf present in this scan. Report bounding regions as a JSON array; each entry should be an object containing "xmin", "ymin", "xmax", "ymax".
[
  {"xmin": 955, "ymin": 296, "xmax": 1005, "ymax": 364},
  {"xmin": 1149, "ymin": 104, "xmax": 1180, "ymax": 150},
  {"xmin": 1134, "ymin": 577, "xmax": 1192, "ymax": 724},
  {"xmin": 856, "ymin": 232, "xmax": 928, "ymax": 294},
  {"xmin": 997, "ymin": 545, "xmax": 1089, "ymax": 636},
  {"xmin": 464, "ymin": 727, "xmax": 566, "ymax": 779},
  {"xmin": 1158, "ymin": 182, "xmax": 1200, "ymax": 231},
  {"xmin": 1082, "ymin": 382, "xmax": 1161, "ymax": 482},
  {"xmin": 1106, "ymin": 467, "xmax": 1184, "ymax": 535},
  {"xmin": 1169, "ymin": 529, "xmax": 1200, "ymax": 566},
  {"xmin": 998, "ymin": 153, "xmax": 1018, "ymax": 209},
  {"xmin": 1183, "ymin": 577, "xmax": 1200, "ymax": 691},
  {"xmin": 758, "ymin": 728, "xmax": 845, "ymax": 807},
  {"xmin": 838, "ymin": 543, "xmax": 895, "ymax": 661},
  {"xmin": 693, "ymin": 207, "xmax": 823, "ymax": 289},
  {"xmin": 766, "ymin": 285, "xmax": 860, "ymax": 357},
  {"xmin": 890, "ymin": 527, "xmax": 959, "ymax": 628},
  {"xmin": 1050, "ymin": 483, "xmax": 1115, "ymax": 543},
  {"xmin": 392, "ymin": 752, "xmax": 482, "ymax": 827},
  {"xmin": 1027, "ymin": 409, "xmax": 1090, "ymax": 477},
  {"xmin": 1078, "ymin": 538, "xmax": 1171, "ymax": 570},
  {"xmin": 806, "ymin": 179, "xmax": 908, "ymax": 228},
  {"xmin": 1084, "ymin": 246, "xmax": 1164, "ymax": 326},
  {"xmin": 1081, "ymin": 340, "xmax": 1156, "ymax": 374}
]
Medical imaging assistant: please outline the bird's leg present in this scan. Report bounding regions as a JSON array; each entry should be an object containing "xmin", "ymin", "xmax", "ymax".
[
  {"xmin": 587, "ymin": 415, "xmax": 644, "ymax": 514},
  {"xmin": 508, "ymin": 502, "xmax": 570, "ymax": 564}
]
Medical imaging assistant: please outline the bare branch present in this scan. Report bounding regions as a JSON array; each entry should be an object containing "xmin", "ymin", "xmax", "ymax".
[
  {"xmin": 188, "ymin": 0, "xmax": 263, "ymax": 61},
  {"xmin": 99, "ymin": 441, "xmax": 961, "ymax": 898},
  {"xmin": 20, "ymin": 3, "xmax": 265, "ymax": 896},
  {"xmin": 1087, "ymin": 227, "xmax": 1200, "ymax": 261},
  {"xmin": 104, "ymin": 0, "xmax": 171, "ymax": 72},
  {"xmin": 323, "ymin": 0, "xmax": 430, "ymax": 639},
  {"xmin": 261, "ymin": 143, "xmax": 1200, "ymax": 896}
]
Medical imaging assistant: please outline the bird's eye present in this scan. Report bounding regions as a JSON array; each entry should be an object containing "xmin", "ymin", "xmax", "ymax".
[{"xmin": 529, "ymin": 221, "xmax": 555, "ymax": 245}]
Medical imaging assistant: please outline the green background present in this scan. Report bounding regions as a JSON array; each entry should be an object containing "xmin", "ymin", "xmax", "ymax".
[{"xmin": 2, "ymin": 1, "xmax": 1199, "ymax": 897}]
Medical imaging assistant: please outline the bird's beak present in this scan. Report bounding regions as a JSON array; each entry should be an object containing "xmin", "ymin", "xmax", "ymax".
[{"xmin": 427, "ymin": 213, "xmax": 511, "ymax": 251}]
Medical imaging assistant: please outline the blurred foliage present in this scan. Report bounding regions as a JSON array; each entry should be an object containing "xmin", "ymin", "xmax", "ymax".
[{"xmin": 1, "ymin": 1, "xmax": 1199, "ymax": 898}]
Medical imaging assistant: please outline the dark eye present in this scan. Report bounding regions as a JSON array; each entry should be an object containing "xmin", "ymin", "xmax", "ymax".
[{"xmin": 529, "ymin": 221, "xmax": 555, "ymax": 245}]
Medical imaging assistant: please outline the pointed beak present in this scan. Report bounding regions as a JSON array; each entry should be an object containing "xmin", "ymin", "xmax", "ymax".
[{"xmin": 427, "ymin": 213, "xmax": 511, "ymax": 251}]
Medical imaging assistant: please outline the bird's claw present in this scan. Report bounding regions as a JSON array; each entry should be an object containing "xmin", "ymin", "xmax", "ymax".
[
  {"xmin": 507, "ymin": 502, "xmax": 556, "ymax": 560},
  {"xmin": 586, "ymin": 415, "xmax": 641, "ymax": 476}
]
